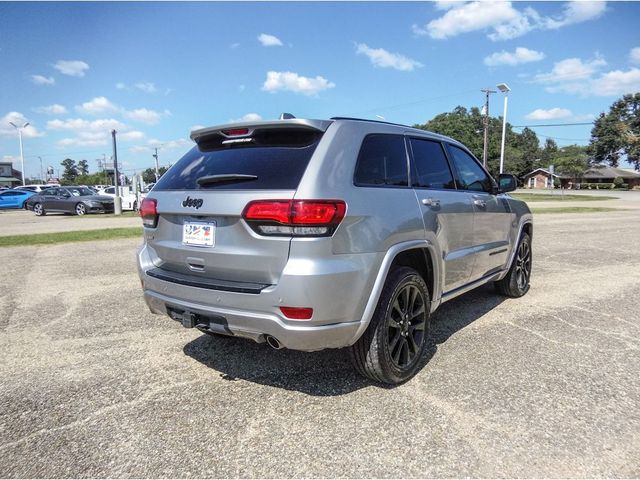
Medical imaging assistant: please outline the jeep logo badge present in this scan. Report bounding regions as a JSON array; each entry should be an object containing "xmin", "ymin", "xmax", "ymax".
[{"xmin": 182, "ymin": 196, "xmax": 204, "ymax": 209}]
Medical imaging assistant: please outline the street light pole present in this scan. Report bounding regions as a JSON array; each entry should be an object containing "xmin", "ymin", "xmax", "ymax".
[
  {"xmin": 38, "ymin": 156, "xmax": 43, "ymax": 183},
  {"xmin": 9, "ymin": 121, "xmax": 29, "ymax": 186},
  {"xmin": 111, "ymin": 130, "xmax": 122, "ymax": 215},
  {"xmin": 153, "ymin": 148, "xmax": 160, "ymax": 181},
  {"xmin": 497, "ymin": 83, "xmax": 511, "ymax": 174}
]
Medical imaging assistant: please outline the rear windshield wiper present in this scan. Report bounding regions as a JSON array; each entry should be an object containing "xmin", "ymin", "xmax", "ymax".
[{"xmin": 197, "ymin": 174, "xmax": 258, "ymax": 187}]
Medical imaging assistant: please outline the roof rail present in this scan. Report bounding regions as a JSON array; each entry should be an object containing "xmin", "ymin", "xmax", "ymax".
[{"xmin": 329, "ymin": 116, "xmax": 411, "ymax": 128}]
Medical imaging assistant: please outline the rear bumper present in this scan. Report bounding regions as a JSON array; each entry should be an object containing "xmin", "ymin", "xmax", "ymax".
[{"xmin": 137, "ymin": 243, "xmax": 381, "ymax": 351}]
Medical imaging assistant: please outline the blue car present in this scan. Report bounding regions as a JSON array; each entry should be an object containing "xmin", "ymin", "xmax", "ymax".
[{"xmin": 0, "ymin": 189, "xmax": 36, "ymax": 209}]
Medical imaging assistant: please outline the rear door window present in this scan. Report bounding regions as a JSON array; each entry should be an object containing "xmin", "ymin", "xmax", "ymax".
[
  {"xmin": 409, "ymin": 138, "xmax": 456, "ymax": 190},
  {"xmin": 154, "ymin": 128, "xmax": 322, "ymax": 191},
  {"xmin": 354, "ymin": 134, "xmax": 409, "ymax": 187}
]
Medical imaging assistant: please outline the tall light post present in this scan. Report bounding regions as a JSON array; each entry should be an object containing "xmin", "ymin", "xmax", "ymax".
[
  {"xmin": 497, "ymin": 83, "xmax": 511, "ymax": 174},
  {"xmin": 9, "ymin": 121, "xmax": 29, "ymax": 186},
  {"xmin": 38, "ymin": 156, "xmax": 43, "ymax": 184}
]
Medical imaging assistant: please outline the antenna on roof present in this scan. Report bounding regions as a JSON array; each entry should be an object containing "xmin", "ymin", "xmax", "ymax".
[{"xmin": 279, "ymin": 113, "xmax": 296, "ymax": 120}]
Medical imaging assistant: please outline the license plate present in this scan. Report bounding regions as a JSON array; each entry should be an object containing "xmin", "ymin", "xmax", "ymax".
[{"xmin": 182, "ymin": 221, "xmax": 215, "ymax": 247}]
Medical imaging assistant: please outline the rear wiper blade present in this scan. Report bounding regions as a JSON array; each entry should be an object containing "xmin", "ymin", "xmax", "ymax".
[{"xmin": 197, "ymin": 174, "xmax": 258, "ymax": 186}]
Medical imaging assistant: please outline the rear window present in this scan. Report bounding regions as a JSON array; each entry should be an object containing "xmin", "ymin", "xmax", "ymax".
[{"xmin": 154, "ymin": 129, "xmax": 322, "ymax": 191}]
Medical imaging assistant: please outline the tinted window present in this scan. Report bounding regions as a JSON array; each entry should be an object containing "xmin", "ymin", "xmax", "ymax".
[
  {"xmin": 43, "ymin": 188, "xmax": 57, "ymax": 196},
  {"xmin": 354, "ymin": 135, "xmax": 408, "ymax": 187},
  {"xmin": 409, "ymin": 139, "xmax": 456, "ymax": 190},
  {"xmin": 154, "ymin": 130, "xmax": 322, "ymax": 191},
  {"xmin": 448, "ymin": 145, "xmax": 493, "ymax": 193}
]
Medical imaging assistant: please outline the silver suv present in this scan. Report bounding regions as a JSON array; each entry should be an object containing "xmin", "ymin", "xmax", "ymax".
[{"xmin": 137, "ymin": 116, "xmax": 532, "ymax": 384}]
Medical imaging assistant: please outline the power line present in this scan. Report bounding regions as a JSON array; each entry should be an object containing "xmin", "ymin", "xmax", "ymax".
[
  {"xmin": 512, "ymin": 122, "xmax": 593, "ymax": 128},
  {"xmin": 511, "ymin": 126, "xmax": 590, "ymax": 142},
  {"xmin": 344, "ymin": 89, "xmax": 479, "ymax": 116}
]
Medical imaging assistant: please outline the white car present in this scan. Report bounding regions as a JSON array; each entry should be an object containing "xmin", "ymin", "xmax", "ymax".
[{"xmin": 98, "ymin": 186, "xmax": 139, "ymax": 211}]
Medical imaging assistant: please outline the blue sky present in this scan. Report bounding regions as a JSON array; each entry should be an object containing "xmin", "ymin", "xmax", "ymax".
[{"xmin": 1, "ymin": 1, "xmax": 639, "ymax": 178}]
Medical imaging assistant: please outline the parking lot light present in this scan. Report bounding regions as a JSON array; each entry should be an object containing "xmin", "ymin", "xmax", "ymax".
[
  {"xmin": 9, "ymin": 121, "xmax": 29, "ymax": 186},
  {"xmin": 497, "ymin": 83, "xmax": 511, "ymax": 175}
]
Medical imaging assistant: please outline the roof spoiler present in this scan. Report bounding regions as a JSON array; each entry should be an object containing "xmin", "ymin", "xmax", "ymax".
[{"xmin": 190, "ymin": 118, "xmax": 333, "ymax": 144}]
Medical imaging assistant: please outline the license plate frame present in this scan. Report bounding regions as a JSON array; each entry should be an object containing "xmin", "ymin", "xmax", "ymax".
[{"xmin": 182, "ymin": 221, "xmax": 216, "ymax": 247}]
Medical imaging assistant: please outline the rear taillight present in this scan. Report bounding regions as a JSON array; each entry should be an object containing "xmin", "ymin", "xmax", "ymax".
[
  {"xmin": 242, "ymin": 200, "xmax": 346, "ymax": 237},
  {"xmin": 139, "ymin": 198, "xmax": 158, "ymax": 228}
]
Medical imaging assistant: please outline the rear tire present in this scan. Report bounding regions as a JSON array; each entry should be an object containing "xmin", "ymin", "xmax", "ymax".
[
  {"xmin": 33, "ymin": 203, "xmax": 45, "ymax": 216},
  {"xmin": 495, "ymin": 231, "xmax": 532, "ymax": 298},
  {"xmin": 349, "ymin": 266, "xmax": 430, "ymax": 385}
]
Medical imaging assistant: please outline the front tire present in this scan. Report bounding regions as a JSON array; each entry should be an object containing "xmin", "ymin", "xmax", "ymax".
[
  {"xmin": 349, "ymin": 266, "xmax": 430, "ymax": 385},
  {"xmin": 495, "ymin": 231, "xmax": 532, "ymax": 297},
  {"xmin": 33, "ymin": 203, "xmax": 45, "ymax": 216},
  {"xmin": 75, "ymin": 203, "xmax": 86, "ymax": 215}
]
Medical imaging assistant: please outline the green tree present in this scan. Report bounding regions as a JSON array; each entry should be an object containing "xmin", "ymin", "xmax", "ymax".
[
  {"xmin": 60, "ymin": 158, "xmax": 78, "ymax": 183},
  {"xmin": 589, "ymin": 93, "xmax": 640, "ymax": 169},
  {"xmin": 77, "ymin": 159, "xmax": 89, "ymax": 176},
  {"xmin": 540, "ymin": 138, "xmax": 559, "ymax": 167},
  {"xmin": 551, "ymin": 145, "xmax": 591, "ymax": 182},
  {"xmin": 414, "ymin": 105, "xmax": 540, "ymax": 176},
  {"xmin": 142, "ymin": 166, "xmax": 169, "ymax": 184}
]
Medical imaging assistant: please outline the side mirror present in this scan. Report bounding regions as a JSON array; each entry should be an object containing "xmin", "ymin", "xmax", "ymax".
[{"xmin": 498, "ymin": 174, "xmax": 518, "ymax": 193}]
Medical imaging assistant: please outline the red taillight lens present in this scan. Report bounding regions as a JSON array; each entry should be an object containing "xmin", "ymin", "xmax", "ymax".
[
  {"xmin": 243, "ymin": 200, "xmax": 290, "ymax": 224},
  {"xmin": 292, "ymin": 201, "xmax": 346, "ymax": 225},
  {"xmin": 280, "ymin": 307, "xmax": 313, "ymax": 320},
  {"xmin": 139, "ymin": 198, "xmax": 158, "ymax": 228},
  {"xmin": 242, "ymin": 200, "xmax": 346, "ymax": 237}
]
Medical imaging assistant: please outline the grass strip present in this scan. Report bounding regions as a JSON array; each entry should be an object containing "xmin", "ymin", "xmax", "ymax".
[
  {"xmin": 531, "ymin": 207, "xmax": 621, "ymax": 214},
  {"xmin": 512, "ymin": 193, "xmax": 617, "ymax": 202},
  {"xmin": 0, "ymin": 227, "xmax": 143, "ymax": 247}
]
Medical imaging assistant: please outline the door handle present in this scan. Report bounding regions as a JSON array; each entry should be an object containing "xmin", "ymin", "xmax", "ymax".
[
  {"xmin": 473, "ymin": 199, "xmax": 487, "ymax": 208},
  {"xmin": 421, "ymin": 197, "xmax": 440, "ymax": 207}
]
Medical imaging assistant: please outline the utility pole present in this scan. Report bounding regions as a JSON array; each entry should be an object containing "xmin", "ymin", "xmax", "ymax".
[
  {"xmin": 481, "ymin": 88, "xmax": 496, "ymax": 169},
  {"xmin": 38, "ymin": 156, "xmax": 43, "ymax": 184},
  {"xmin": 153, "ymin": 147, "xmax": 160, "ymax": 182},
  {"xmin": 111, "ymin": 130, "xmax": 122, "ymax": 215}
]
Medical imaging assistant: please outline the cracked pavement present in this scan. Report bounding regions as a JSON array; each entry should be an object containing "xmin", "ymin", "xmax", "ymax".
[{"xmin": 1, "ymin": 209, "xmax": 639, "ymax": 477}]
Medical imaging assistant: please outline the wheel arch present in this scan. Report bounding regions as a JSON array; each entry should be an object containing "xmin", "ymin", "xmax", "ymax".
[{"xmin": 349, "ymin": 240, "xmax": 441, "ymax": 346}]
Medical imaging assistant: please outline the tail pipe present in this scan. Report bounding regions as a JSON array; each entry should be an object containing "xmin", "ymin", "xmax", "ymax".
[{"xmin": 265, "ymin": 335, "xmax": 283, "ymax": 350}]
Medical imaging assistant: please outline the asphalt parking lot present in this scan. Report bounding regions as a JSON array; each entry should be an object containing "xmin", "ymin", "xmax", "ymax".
[{"xmin": 1, "ymin": 208, "xmax": 639, "ymax": 477}]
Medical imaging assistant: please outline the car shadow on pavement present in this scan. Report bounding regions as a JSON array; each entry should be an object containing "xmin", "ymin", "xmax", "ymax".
[{"xmin": 183, "ymin": 284, "xmax": 506, "ymax": 396}]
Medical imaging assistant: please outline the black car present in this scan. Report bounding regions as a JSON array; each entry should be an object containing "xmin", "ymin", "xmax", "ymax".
[{"xmin": 26, "ymin": 186, "xmax": 115, "ymax": 216}]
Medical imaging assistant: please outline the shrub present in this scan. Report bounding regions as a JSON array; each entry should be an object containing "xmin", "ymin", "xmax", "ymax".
[{"xmin": 613, "ymin": 176, "xmax": 624, "ymax": 188}]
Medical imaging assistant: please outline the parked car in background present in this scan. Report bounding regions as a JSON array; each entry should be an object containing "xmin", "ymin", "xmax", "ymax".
[
  {"xmin": 0, "ymin": 189, "xmax": 36, "ymax": 209},
  {"xmin": 26, "ymin": 186, "xmax": 115, "ymax": 215},
  {"xmin": 98, "ymin": 185, "xmax": 139, "ymax": 211},
  {"xmin": 15, "ymin": 184, "xmax": 59, "ymax": 193},
  {"xmin": 138, "ymin": 116, "xmax": 532, "ymax": 384}
]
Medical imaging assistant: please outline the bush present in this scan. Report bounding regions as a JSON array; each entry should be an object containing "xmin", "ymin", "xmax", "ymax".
[{"xmin": 613, "ymin": 176, "xmax": 624, "ymax": 188}]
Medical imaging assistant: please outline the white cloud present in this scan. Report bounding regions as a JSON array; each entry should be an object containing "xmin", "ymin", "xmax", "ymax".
[
  {"xmin": 230, "ymin": 113, "xmax": 262, "ymax": 123},
  {"xmin": 47, "ymin": 118, "xmax": 126, "ymax": 133},
  {"xmin": 355, "ymin": 43, "xmax": 423, "ymax": 71},
  {"xmin": 630, "ymin": 47, "xmax": 640, "ymax": 65},
  {"xmin": 258, "ymin": 33, "xmax": 283, "ymax": 47},
  {"xmin": 31, "ymin": 75, "xmax": 55, "ymax": 85},
  {"xmin": 262, "ymin": 71, "xmax": 335, "ymax": 96},
  {"xmin": 484, "ymin": 47, "xmax": 545, "ymax": 66},
  {"xmin": 230, "ymin": 42, "xmax": 240, "ymax": 49},
  {"xmin": 415, "ymin": 1, "xmax": 607, "ymax": 41},
  {"xmin": 123, "ymin": 108, "xmax": 170, "ymax": 125},
  {"xmin": 53, "ymin": 60, "xmax": 89, "ymax": 77},
  {"xmin": 33, "ymin": 104, "xmax": 68, "ymax": 115},
  {"xmin": 0, "ymin": 112, "xmax": 44, "ymax": 138},
  {"xmin": 591, "ymin": 68, "xmax": 640, "ymax": 96},
  {"xmin": 75, "ymin": 96, "xmax": 119, "ymax": 115},
  {"xmin": 534, "ymin": 56, "xmax": 607, "ymax": 83},
  {"xmin": 238, "ymin": 84, "xmax": 246, "ymax": 92},
  {"xmin": 118, "ymin": 130, "xmax": 145, "ymax": 141},
  {"xmin": 525, "ymin": 108, "xmax": 572, "ymax": 120},
  {"xmin": 134, "ymin": 82, "xmax": 157, "ymax": 93},
  {"xmin": 130, "ymin": 137, "xmax": 191, "ymax": 154},
  {"xmin": 116, "ymin": 82, "xmax": 126, "ymax": 89}
]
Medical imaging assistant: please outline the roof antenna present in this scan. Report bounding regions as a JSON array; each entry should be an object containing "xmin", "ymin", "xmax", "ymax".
[{"xmin": 279, "ymin": 113, "xmax": 296, "ymax": 120}]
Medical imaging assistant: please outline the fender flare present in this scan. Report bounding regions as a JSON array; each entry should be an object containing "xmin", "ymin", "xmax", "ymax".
[{"xmin": 349, "ymin": 239, "xmax": 441, "ymax": 345}]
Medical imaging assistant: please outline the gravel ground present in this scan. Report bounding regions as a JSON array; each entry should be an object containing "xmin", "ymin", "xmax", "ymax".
[{"xmin": 0, "ymin": 210, "xmax": 639, "ymax": 477}]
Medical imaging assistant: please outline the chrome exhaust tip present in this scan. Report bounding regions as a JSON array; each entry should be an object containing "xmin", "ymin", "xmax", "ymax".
[{"xmin": 265, "ymin": 335, "xmax": 283, "ymax": 350}]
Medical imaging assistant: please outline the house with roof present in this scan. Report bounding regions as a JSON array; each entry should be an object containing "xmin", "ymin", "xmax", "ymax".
[
  {"xmin": 0, "ymin": 161, "xmax": 22, "ymax": 187},
  {"xmin": 522, "ymin": 165, "xmax": 640, "ymax": 189}
]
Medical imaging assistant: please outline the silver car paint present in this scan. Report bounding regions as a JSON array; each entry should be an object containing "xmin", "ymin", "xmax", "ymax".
[{"xmin": 138, "ymin": 118, "xmax": 532, "ymax": 351}]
